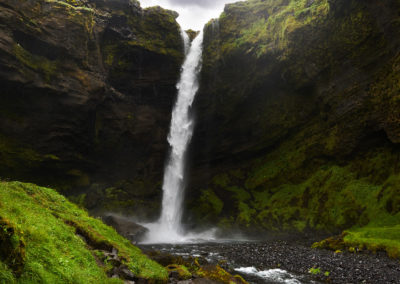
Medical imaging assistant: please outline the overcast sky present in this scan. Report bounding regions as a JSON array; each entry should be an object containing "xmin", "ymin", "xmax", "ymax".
[{"xmin": 139, "ymin": 0, "xmax": 241, "ymax": 30}]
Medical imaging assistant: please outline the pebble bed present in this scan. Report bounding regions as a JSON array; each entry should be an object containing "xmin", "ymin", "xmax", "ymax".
[{"xmin": 140, "ymin": 240, "xmax": 400, "ymax": 283}]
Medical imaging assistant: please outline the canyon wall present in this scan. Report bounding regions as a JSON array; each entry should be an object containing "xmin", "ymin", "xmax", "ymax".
[
  {"xmin": 188, "ymin": 0, "xmax": 400, "ymax": 233},
  {"xmin": 0, "ymin": 0, "xmax": 184, "ymax": 219}
]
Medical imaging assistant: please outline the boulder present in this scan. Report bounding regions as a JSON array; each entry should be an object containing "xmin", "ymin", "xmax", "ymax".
[{"xmin": 103, "ymin": 214, "xmax": 149, "ymax": 242}]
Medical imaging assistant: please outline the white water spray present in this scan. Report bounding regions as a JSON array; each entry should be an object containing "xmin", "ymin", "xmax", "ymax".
[{"xmin": 143, "ymin": 31, "xmax": 215, "ymax": 243}]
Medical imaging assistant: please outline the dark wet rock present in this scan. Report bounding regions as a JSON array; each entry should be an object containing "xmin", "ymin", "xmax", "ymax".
[
  {"xmin": 192, "ymin": 279, "xmax": 220, "ymax": 284},
  {"xmin": 141, "ymin": 241, "xmax": 400, "ymax": 284},
  {"xmin": 169, "ymin": 270, "xmax": 181, "ymax": 279},
  {"xmin": 177, "ymin": 280, "xmax": 193, "ymax": 284},
  {"xmin": 99, "ymin": 247, "xmax": 140, "ymax": 281},
  {"xmin": 110, "ymin": 265, "xmax": 136, "ymax": 281},
  {"xmin": 0, "ymin": 0, "xmax": 184, "ymax": 219},
  {"xmin": 118, "ymin": 264, "xmax": 136, "ymax": 280},
  {"xmin": 185, "ymin": 29, "xmax": 200, "ymax": 42},
  {"xmin": 186, "ymin": 0, "xmax": 400, "ymax": 233},
  {"xmin": 0, "ymin": 218, "xmax": 25, "ymax": 276},
  {"xmin": 103, "ymin": 214, "xmax": 149, "ymax": 242}
]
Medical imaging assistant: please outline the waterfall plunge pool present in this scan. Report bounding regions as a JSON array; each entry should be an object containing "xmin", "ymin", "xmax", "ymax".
[{"xmin": 138, "ymin": 241, "xmax": 321, "ymax": 284}]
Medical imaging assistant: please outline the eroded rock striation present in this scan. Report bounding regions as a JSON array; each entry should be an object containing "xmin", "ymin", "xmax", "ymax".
[
  {"xmin": 0, "ymin": 0, "xmax": 184, "ymax": 218},
  {"xmin": 188, "ymin": 0, "xmax": 400, "ymax": 233}
]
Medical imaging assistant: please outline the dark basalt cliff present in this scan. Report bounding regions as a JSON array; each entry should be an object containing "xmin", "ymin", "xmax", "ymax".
[
  {"xmin": 188, "ymin": 0, "xmax": 400, "ymax": 233},
  {"xmin": 0, "ymin": 0, "xmax": 184, "ymax": 219}
]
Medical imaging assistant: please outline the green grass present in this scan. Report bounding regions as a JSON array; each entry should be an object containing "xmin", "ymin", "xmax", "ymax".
[
  {"xmin": 166, "ymin": 264, "xmax": 192, "ymax": 280},
  {"xmin": 308, "ymin": 267, "xmax": 321, "ymax": 275},
  {"xmin": 0, "ymin": 181, "xmax": 168, "ymax": 283},
  {"xmin": 344, "ymin": 225, "xmax": 400, "ymax": 258}
]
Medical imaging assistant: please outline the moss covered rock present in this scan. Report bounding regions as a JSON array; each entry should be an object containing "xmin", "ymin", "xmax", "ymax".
[
  {"xmin": 187, "ymin": 0, "xmax": 400, "ymax": 235},
  {"xmin": 197, "ymin": 265, "xmax": 248, "ymax": 284},
  {"xmin": 166, "ymin": 264, "xmax": 192, "ymax": 280}
]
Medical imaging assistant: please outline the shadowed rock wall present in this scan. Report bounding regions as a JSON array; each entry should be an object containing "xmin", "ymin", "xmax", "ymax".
[
  {"xmin": 0, "ymin": 0, "xmax": 184, "ymax": 219},
  {"xmin": 187, "ymin": 0, "xmax": 400, "ymax": 233}
]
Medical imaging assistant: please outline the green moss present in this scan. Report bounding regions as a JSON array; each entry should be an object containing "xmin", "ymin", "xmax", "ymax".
[
  {"xmin": 0, "ymin": 133, "xmax": 95, "ymax": 191},
  {"xmin": 13, "ymin": 44, "xmax": 57, "ymax": 82},
  {"xmin": 0, "ymin": 181, "xmax": 168, "ymax": 282},
  {"xmin": 0, "ymin": 134, "xmax": 44, "ymax": 172},
  {"xmin": 103, "ymin": 44, "xmax": 118, "ymax": 67},
  {"xmin": 197, "ymin": 265, "xmax": 248, "ymax": 284},
  {"xmin": 196, "ymin": 142, "xmax": 400, "ymax": 233},
  {"xmin": 212, "ymin": 174, "xmax": 230, "ymax": 188},
  {"xmin": 312, "ymin": 233, "xmax": 346, "ymax": 250},
  {"xmin": 194, "ymin": 189, "xmax": 224, "ymax": 221},
  {"xmin": 67, "ymin": 169, "xmax": 90, "ymax": 187},
  {"xmin": 344, "ymin": 225, "xmax": 400, "ymax": 258},
  {"xmin": 308, "ymin": 267, "xmax": 321, "ymax": 275},
  {"xmin": 124, "ymin": 6, "xmax": 183, "ymax": 60},
  {"xmin": 204, "ymin": 0, "xmax": 330, "ymax": 62},
  {"xmin": 226, "ymin": 186, "xmax": 251, "ymax": 202},
  {"xmin": 313, "ymin": 225, "xmax": 400, "ymax": 259},
  {"xmin": 217, "ymin": 217, "xmax": 235, "ymax": 230},
  {"xmin": 68, "ymin": 193, "xmax": 87, "ymax": 208},
  {"xmin": 185, "ymin": 29, "xmax": 199, "ymax": 41},
  {"xmin": 197, "ymin": 0, "xmax": 400, "ymax": 259},
  {"xmin": 166, "ymin": 264, "xmax": 192, "ymax": 280},
  {"xmin": 236, "ymin": 202, "xmax": 256, "ymax": 227},
  {"xmin": 0, "ymin": 218, "xmax": 26, "ymax": 277},
  {"xmin": 0, "ymin": 260, "xmax": 15, "ymax": 284},
  {"xmin": 78, "ymin": 181, "xmax": 162, "ymax": 218}
]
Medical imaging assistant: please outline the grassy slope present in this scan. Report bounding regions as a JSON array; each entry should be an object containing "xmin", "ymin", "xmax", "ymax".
[
  {"xmin": 344, "ymin": 225, "xmax": 400, "ymax": 258},
  {"xmin": 0, "ymin": 181, "xmax": 168, "ymax": 283}
]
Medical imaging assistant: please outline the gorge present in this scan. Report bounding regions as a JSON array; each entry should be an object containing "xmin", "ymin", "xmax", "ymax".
[{"xmin": 1, "ymin": 0, "xmax": 400, "ymax": 283}]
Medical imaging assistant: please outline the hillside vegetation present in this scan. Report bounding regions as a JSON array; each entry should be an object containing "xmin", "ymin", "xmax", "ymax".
[
  {"xmin": 0, "ymin": 181, "xmax": 167, "ymax": 283},
  {"xmin": 189, "ymin": 0, "xmax": 400, "ymax": 256}
]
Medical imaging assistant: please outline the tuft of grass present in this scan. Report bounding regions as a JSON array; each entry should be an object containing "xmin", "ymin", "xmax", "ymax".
[
  {"xmin": 0, "ymin": 181, "xmax": 168, "ymax": 283},
  {"xmin": 308, "ymin": 267, "xmax": 321, "ymax": 275},
  {"xmin": 312, "ymin": 225, "xmax": 400, "ymax": 258},
  {"xmin": 166, "ymin": 264, "xmax": 192, "ymax": 280}
]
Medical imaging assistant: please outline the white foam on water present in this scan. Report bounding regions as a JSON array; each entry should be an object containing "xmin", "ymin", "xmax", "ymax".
[{"xmin": 235, "ymin": 267, "xmax": 302, "ymax": 284}]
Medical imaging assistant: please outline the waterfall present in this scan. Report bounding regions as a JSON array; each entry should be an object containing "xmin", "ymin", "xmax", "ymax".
[
  {"xmin": 143, "ymin": 31, "xmax": 214, "ymax": 243},
  {"xmin": 158, "ymin": 30, "xmax": 203, "ymax": 236}
]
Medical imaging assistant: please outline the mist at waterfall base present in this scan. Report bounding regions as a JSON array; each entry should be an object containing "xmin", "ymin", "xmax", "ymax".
[{"xmin": 140, "ymin": 31, "xmax": 216, "ymax": 244}]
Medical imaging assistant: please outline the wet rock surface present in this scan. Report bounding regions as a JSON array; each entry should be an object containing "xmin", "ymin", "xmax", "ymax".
[
  {"xmin": 140, "ymin": 241, "xmax": 400, "ymax": 284},
  {"xmin": 0, "ymin": 0, "xmax": 184, "ymax": 218},
  {"xmin": 97, "ymin": 247, "xmax": 147, "ymax": 282},
  {"xmin": 103, "ymin": 214, "xmax": 149, "ymax": 243},
  {"xmin": 186, "ymin": 0, "xmax": 400, "ymax": 233}
]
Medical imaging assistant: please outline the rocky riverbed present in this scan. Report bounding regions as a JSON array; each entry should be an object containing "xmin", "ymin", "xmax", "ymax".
[{"xmin": 139, "ymin": 240, "xmax": 400, "ymax": 283}]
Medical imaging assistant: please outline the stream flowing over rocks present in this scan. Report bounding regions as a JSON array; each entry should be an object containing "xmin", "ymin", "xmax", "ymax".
[{"xmin": 140, "ymin": 241, "xmax": 400, "ymax": 284}]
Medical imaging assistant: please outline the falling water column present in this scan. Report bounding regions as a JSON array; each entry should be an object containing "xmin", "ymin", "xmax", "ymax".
[{"xmin": 144, "ymin": 31, "xmax": 205, "ymax": 243}]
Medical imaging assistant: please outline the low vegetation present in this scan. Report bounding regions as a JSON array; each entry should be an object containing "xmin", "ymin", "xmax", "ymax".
[{"xmin": 0, "ymin": 181, "xmax": 168, "ymax": 283}]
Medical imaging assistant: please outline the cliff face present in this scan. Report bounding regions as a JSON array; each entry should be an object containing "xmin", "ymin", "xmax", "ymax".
[
  {"xmin": 0, "ymin": 0, "xmax": 184, "ymax": 219},
  {"xmin": 188, "ymin": 0, "xmax": 400, "ymax": 233}
]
